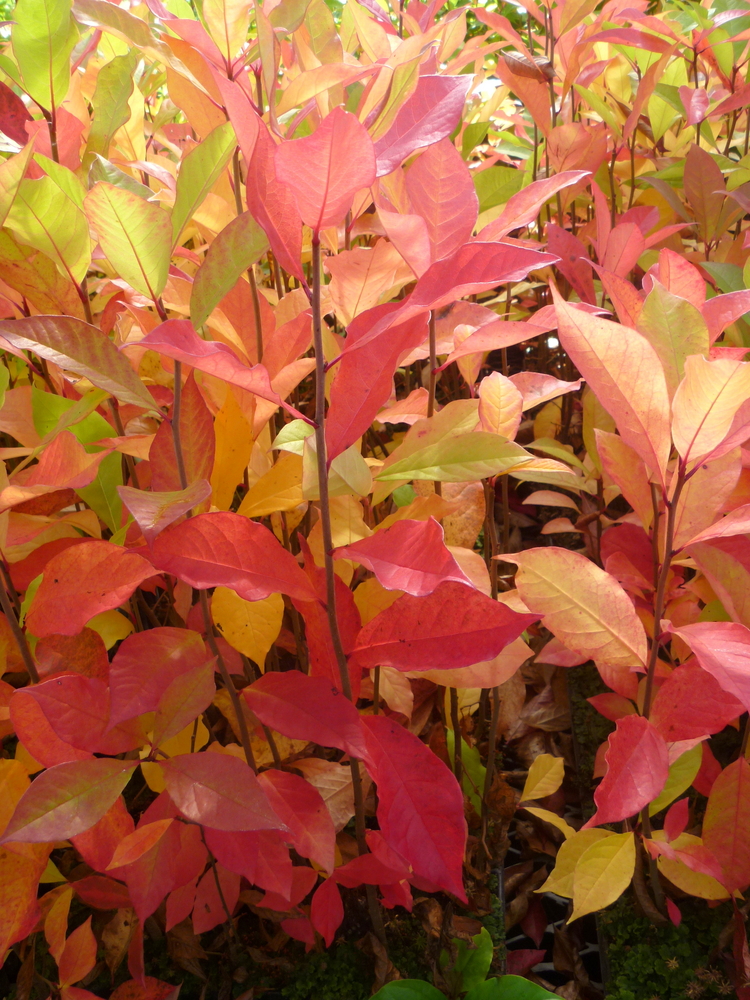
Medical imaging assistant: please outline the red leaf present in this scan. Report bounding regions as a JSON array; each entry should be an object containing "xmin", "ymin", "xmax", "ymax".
[
  {"xmin": 703, "ymin": 757, "xmax": 750, "ymax": 891},
  {"xmin": 165, "ymin": 878, "xmax": 198, "ymax": 932},
  {"xmin": 72, "ymin": 875, "xmax": 132, "ymax": 911},
  {"xmin": 670, "ymin": 622, "xmax": 750, "ymax": 712},
  {"xmin": 9, "ymin": 538, "xmax": 88, "ymax": 593},
  {"xmin": 71, "ymin": 796, "xmax": 134, "ymax": 872},
  {"xmin": 506, "ymin": 950, "xmax": 546, "ymax": 977},
  {"xmin": 109, "ymin": 977, "xmax": 180, "ymax": 1000},
  {"xmin": 664, "ymin": 798, "xmax": 689, "ymax": 841},
  {"xmin": 136, "ymin": 321, "xmax": 308, "ymax": 422},
  {"xmin": 25, "ymin": 541, "xmax": 155, "ymax": 638},
  {"xmin": 334, "ymin": 518, "xmax": 472, "ymax": 597},
  {"xmin": 650, "ymin": 664, "xmax": 744, "ymax": 741},
  {"xmin": 351, "ymin": 581, "xmax": 538, "ymax": 671},
  {"xmin": 151, "ymin": 659, "xmax": 216, "ymax": 747},
  {"xmin": 58, "ymin": 916, "xmax": 97, "ymax": 988},
  {"xmin": 20, "ymin": 675, "xmax": 144, "ymax": 755},
  {"xmin": 362, "ymin": 715, "xmax": 466, "ymax": 900},
  {"xmin": 202, "ymin": 828, "xmax": 259, "ymax": 883},
  {"xmin": 325, "ymin": 305, "xmax": 428, "ymax": 461},
  {"xmin": 253, "ymin": 831, "xmax": 294, "ymax": 898},
  {"xmin": 679, "ymin": 85, "xmax": 709, "ymax": 125},
  {"xmin": 1, "ymin": 759, "xmax": 138, "ymax": 843},
  {"xmin": 149, "ymin": 372, "xmax": 215, "ymax": 494},
  {"xmin": 192, "ymin": 864, "xmax": 240, "ymax": 934},
  {"xmin": 109, "ymin": 627, "xmax": 210, "ymax": 727},
  {"xmin": 666, "ymin": 899, "xmax": 682, "ymax": 927},
  {"xmin": 583, "ymin": 716, "xmax": 669, "ymax": 827},
  {"xmin": 374, "ymin": 75, "xmax": 471, "ymax": 177},
  {"xmin": 694, "ymin": 742, "xmax": 722, "ymax": 797},
  {"xmin": 151, "ymin": 511, "xmax": 316, "ymax": 603},
  {"xmin": 259, "ymin": 865, "xmax": 317, "ymax": 911},
  {"xmin": 310, "ymin": 878, "xmax": 343, "ymax": 947},
  {"xmin": 405, "ymin": 139, "xmax": 477, "ymax": 264},
  {"xmin": 275, "ymin": 107, "xmax": 376, "ymax": 233},
  {"xmin": 0, "ymin": 80, "xmax": 33, "ymax": 145},
  {"xmin": 0, "ymin": 843, "xmax": 50, "ymax": 960},
  {"xmin": 11, "ymin": 690, "xmax": 93, "ymax": 768},
  {"xmin": 245, "ymin": 121, "xmax": 305, "ymax": 284},
  {"xmin": 36, "ymin": 629, "xmax": 109, "ymax": 682},
  {"xmin": 243, "ymin": 671, "xmax": 369, "ymax": 761},
  {"xmin": 333, "ymin": 852, "xmax": 409, "ymax": 888},
  {"xmin": 257, "ymin": 769, "xmax": 336, "ymax": 874},
  {"xmin": 281, "ymin": 915, "xmax": 316, "ymax": 948},
  {"xmin": 159, "ymin": 753, "xmax": 283, "ymax": 832}
]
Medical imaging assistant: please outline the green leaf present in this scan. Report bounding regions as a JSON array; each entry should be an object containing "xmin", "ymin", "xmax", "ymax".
[
  {"xmin": 6, "ymin": 175, "xmax": 91, "ymax": 282},
  {"xmin": 32, "ymin": 386, "xmax": 113, "ymax": 447},
  {"xmin": 191, "ymin": 211, "xmax": 269, "ymax": 328},
  {"xmin": 0, "ymin": 316, "xmax": 157, "ymax": 410},
  {"xmin": 454, "ymin": 927, "xmax": 494, "ymax": 993},
  {"xmin": 12, "ymin": 0, "xmax": 77, "ymax": 111},
  {"xmin": 648, "ymin": 744, "xmax": 702, "ymax": 816},
  {"xmin": 446, "ymin": 729, "xmax": 485, "ymax": 814},
  {"xmin": 76, "ymin": 451, "xmax": 123, "ymax": 532},
  {"xmin": 462, "ymin": 121, "xmax": 490, "ymax": 161},
  {"xmin": 89, "ymin": 155, "xmax": 153, "ymax": 200},
  {"xmin": 375, "ymin": 433, "xmax": 534, "ymax": 482},
  {"xmin": 0, "ymin": 366, "xmax": 9, "ymax": 413},
  {"xmin": 172, "ymin": 121, "xmax": 237, "ymax": 246},
  {"xmin": 465, "ymin": 977, "xmax": 558, "ymax": 1000},
  {"xmin": 474, "ymin": 164, "xmax": 524, "ymax": 213},
  {"xmin": 84, "ymin": 181, "xmax": 172, "ymax": 299},
  {"xmin": 84, "ymin": 51, "xmax": 137, "ymax": 168},
  {"xmin": 371, "ymin": 982, "xmax": 445, "ymax": 1000},
  {"xmin": 637, "ymin": 281, "xmax": 710, "ymax": 398}
]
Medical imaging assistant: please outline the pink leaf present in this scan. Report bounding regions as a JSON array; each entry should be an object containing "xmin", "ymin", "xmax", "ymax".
[
  {"xmin": 351, "ymin": 581, "xmax": 538, "ymax": 671},
  {"xmin": 362, "ymin": 715, "xmax": 467, "ymax": 900},
  {"xmin": 118, "ymin": 481, "xmax": 212, "ymax": 544},
  {"xmin": 679, "ymin": 86, "xmax": 709, "ymax": 125},
  {"xmin": 669, "ymin": 622, "xmax": 750, "ymax": 712},
  {"xmin": 584, "ymin": 716, "xmax": 669, "ymax": 827},
  {"xmin": 405, "ymin": 139, "xmax": 477, "ymax": 263},
  {"xmin": 135, "ymin": 320, "xmax": 308, "ymax": 422},
  {"xmin": 333, "ymin": 518, "xmax": 472, "ymax": 596},
  {"xmin": 243, "ymin": 671, "xmax": 369, "ymax": 761},
  {"xmin": 275, "ymin": 107, "xmax": 375, "ymax": 233},
  {"xmin": 479, "ymin": 171, "xmax": 591, "ymax": 241},
  {"xmin": 150, "ymin": 511, "xmax": 317, "ymax": 603},
  {"xmin": 257, "ymin": 769, "xmax": 336, "ymax": 874},
  {"xmin": 374, "ymin": 75, "xmax": 471, "ymax": 177},
  {"xmin": 664, "ymin": 798, "xmax": 689, "ymax": 841}
]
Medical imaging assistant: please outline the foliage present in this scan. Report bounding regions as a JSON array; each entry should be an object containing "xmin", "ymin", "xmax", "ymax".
[{"xmin": 0, "ymin": 0, "xmax": 749, "ymax": 993}]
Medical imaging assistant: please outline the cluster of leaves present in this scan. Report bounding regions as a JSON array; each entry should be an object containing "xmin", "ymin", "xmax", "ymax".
[{"xmin": 0, "ymin": 0, "xmax": 750, "ymax": 993}]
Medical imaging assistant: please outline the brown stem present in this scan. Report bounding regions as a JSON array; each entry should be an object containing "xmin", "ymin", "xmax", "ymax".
[
  {"xmin": 481, "ymin": 685, "xmax": 502, "ymax": 856},
  {"xmin": 171, "ymin": 360, "xmax": 189, "ymax": 492},
  {"xmin": 108, "ymin": 400, "xmax": 140, "ymax": 490},
  {"xmin": 372, "ymin": 665, "xmax": 380, "ymax": 714},
  {"xmin": 427, "ymin": 311, "xmax": 441, "ymax": 497},
  {"xmin": 483, "ymin": 479, "xmax": 499, "ymax": 598},
  {"xmin": 78, "ymin": 277, "xmax": 94, "ymax": 326},
  {"xmin": 311, "ymin": 234, "xmax": 386, "ymax": 946},
  {"xmin": 232, "ymin": 150, "xmax": 264, "ymax": 364},
  {"xmin": 199, "ymin": 589, "xmax": 258, "ymax": 774},
  {"xmin": 0, "ymin": 577, "xmax": 38, "ymax": 682}
]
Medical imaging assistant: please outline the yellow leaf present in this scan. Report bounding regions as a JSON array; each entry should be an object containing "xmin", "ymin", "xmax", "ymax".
[
  {"xmin": 85, "ymin": 609, "xmax": 134, "ymax": 649},
  {"xmin": 212, "ymin": 588, "xmax": 283, "ymax": 666},
  {"xmin": 537, "ymin": 829, "xmax": 614, "ymax": 898},
  {"xmin": 140, "ymin": 719, "xmax": 209, "ymax": 793},
  {"xmin": 570, "ymin": 832, "xmax": 636, "ymax": 922},
  {"xmin": 213, "ymin": 687, "xmax": 256, "ymax": 742},
  {"xmin": 237, "ymin": 452, "xmax": 304, "ymax": 518},
  {"xmin": 0, "ymin": 759, "xmax": 30, "ymax": 837},
  {"xmin": 655, "ymin": 833, "xmax": 730, "ymax": 900},
  {"xmin": 521, "ymin": 753, "xmax": 565, "ymax": 802},
  {"xmin": 40, "ymin": 858, "xmax": 67, "ymax": 883},
  {"xmin": 353, "ymin": 577, "xmax": 403, "ymax": 625},
  {"xmin": 210, "ymin": 386, "xmax": 253, "ymax": 510},
  {"xmin": 14, "ymin": 740, "xmax": 43, "ymax": 775},
  {"xmin": 478, "ymin": 372, "xmax": 523, "ymax": 439},
  {"xmin": 206, "ymin": 734, "xmax": 310, "ymax": 768},
  {"xmin": 649, "ymin": 744, "xmax": 702, "ymax": 816},
  {"xmin": 523, "ymin": 806, "xmax": 575, "ymax": 840},
  {"xmin": 507, "ymin": 547, "xmax": 648, "ymax": 670}
]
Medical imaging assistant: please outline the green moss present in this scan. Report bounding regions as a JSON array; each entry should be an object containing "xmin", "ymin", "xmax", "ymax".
[
  {"xmin": 566, "ymin": 664, "xmax": 613, "ymax": 812},
  {"xmin": 281, "ymin": 942, "xmax": 373, "ymax": 1000},
  {"xmin": 601, "ymin": 897, "xmax": 736, "ymax": 1000}
]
